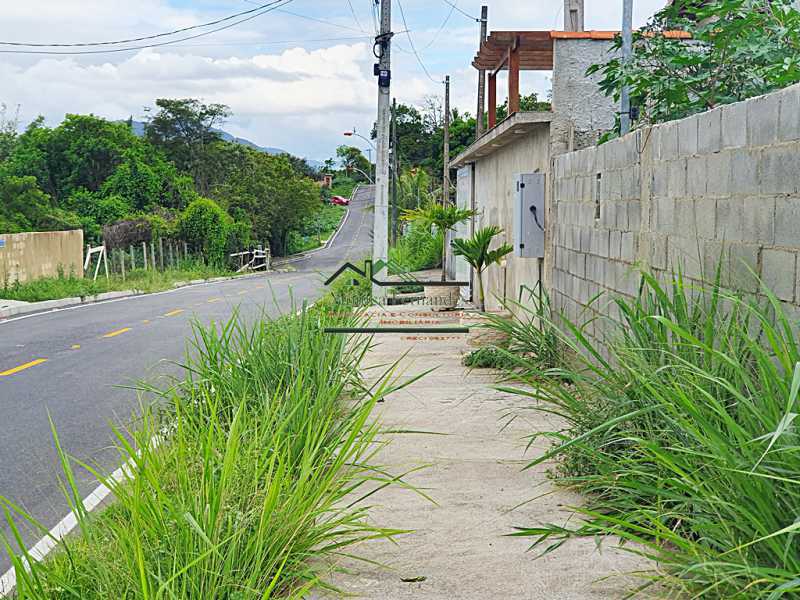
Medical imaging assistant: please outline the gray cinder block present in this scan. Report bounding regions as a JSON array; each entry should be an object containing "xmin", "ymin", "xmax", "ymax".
[
  {"xmin": 678, "ymin": 114, "xmax": 699, "ymax": 157},
  {"xmin": 748, "ymin": 93, "xmax": 781, "ymax": 147},
  {"xmin": 698, "ymin": 106, "xmax": 723, "ymax": 154},
  {"xmin": 761, "ymin": 248, "xmax": 796, "ymax": 301}
]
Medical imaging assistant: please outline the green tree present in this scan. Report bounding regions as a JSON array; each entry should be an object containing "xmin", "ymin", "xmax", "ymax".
[
  {"xmin": 451, "ymin": 226, "xmax": 513, "ymax": 312},
  {"xmin": 145, "ymin": 98, "xmax": 231, "ymax": 195},
  {"xmin": 177, "ymin": 197, "xmax": 232, "ymax": 264},
  {"xmin": 212, "ymin": 148, "xmax": 319, "ymax": 256},
  {"xmin": 100, "ymin": 147, "xmax": 196, "ymax": 211},
  {"xmin": 0, "ymin": 103, "xmax": 19, "ymax": 162},
  {"xmin": 0, "ymin": 175, "xmax": 80, "ymax": 234},
  {"xmin": 401, "ymin": 201, "xmax": 475, "ymax": 281},
  {"xmin": 398, "ymin": 168, "xmax": 434, "ymax": 211},
  {"xmin": 336, "ymin": 145, "xmax": 372, "ymax": 182},
  {"xmin": 6, "ymin": 114, "xmax": 139, "ymax": 202},
  {"xmin": 588, "ymin": 0, "xmax": 800, "ymax": 130},
  {"xmin": 63, "ymin": 189, "xmax": 131, "ymax": 243},
  {"xmin": 494, "ymin": 92, "xmax": 551, "ymax": 122},
  {"xmin": 281, "ymin": 153, "xmax": 318, "ymax": 179}
]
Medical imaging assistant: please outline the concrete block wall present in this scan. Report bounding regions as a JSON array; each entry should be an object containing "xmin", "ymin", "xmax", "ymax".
[
  {"xmin": 0, "ymin": 229, "xmax": 84, "ymax": 284},
  {"xmin": 551, "ymin": 38, "xmax": 619, "ymax": 156},
  {"xmin": 550, "ymin": 82, "xmax": 800, "ymax": 343}
]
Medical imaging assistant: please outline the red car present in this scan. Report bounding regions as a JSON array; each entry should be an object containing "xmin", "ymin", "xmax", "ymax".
[{"xmin": 330, "ymin": 195, "xmax": 350, "ymax": 206}]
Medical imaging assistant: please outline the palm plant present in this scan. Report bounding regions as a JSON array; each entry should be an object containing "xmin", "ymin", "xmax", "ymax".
[
  {"xmin": 401, "ymin": 201, "xmax": 475, "ymax": 281},
  {"xmin": 451, "ymin": 225, "xmax": 512, "ymax": 312}
]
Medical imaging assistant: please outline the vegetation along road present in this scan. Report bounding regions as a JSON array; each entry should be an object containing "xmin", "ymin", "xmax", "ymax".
[{"xmin": 0, "ymin": 185, "xmax": 374, "ymax": 575}]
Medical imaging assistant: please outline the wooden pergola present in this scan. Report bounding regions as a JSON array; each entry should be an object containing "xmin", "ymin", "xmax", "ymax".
[
  {"xmin": 473, "ymin": 30, "xmax": 691, "ymax": 131},
  {"xmin": 473, "ymin": 31, "xmax": 554, "ymax": 130},
  {"xmin": 473, "ymin": 31, "xmax": 620, "ymax": 130}
]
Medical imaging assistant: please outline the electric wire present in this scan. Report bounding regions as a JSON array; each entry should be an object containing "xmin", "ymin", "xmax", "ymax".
[
  {"xmin": 166, "ymin": 35, "xmax": 372, "ymax": 49},
  {"xmin": 395, "ymin": 0, "xmax": 443, "ymax": 84},
  {"xmin": 439, "ymin": 0, "xmax": 479, "ymax": 22},
  {"xmin": 346, "ymin": 0, "xmax": 368, "ymax": 33},
  {"xmin": 0, "ymin": 0, "xmax": 288, "ymax": 47},
  {"xmin": 422, "ymin": 0, "xmax": 456, "ymax": 51},
  {"xmin": 0, "ymin": 0, "xmax": 294, "ymax": 55},
  {"xmin": 241, "ymin": 0, "xmax": 366, "ymax": 34}
]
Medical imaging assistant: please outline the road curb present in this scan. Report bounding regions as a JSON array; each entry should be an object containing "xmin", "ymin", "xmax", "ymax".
[{"xmin": 0, "ymin": 272, "xmax": 272, "ymax": 321}]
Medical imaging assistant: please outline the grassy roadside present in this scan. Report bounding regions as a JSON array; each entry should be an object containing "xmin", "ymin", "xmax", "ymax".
[
  {"xmin": 328, "ymin": 176, "xmax": 359, "ymax": 200},
  {"xmin": 2, "ymin": 305, "xmax": 406, "ymax": 598},
  {"xmin": 287, "ymin": 203, "xmax": 347, "ymax": 255},
  {"xmin": 0, "ymin": 261, "xmax": 233, "ymax": 303},
  {"xmin": 490, "ymin": 272, "xmax": 800, "ymax": 597}
]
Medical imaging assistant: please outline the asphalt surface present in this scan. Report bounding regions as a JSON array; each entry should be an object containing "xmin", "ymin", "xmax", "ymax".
[{"xmin": 0, "ymin": 185, "xmax": 374, "ymax": 573}]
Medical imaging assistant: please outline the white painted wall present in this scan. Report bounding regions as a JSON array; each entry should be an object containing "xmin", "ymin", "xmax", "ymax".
[{"xmin": 471, "ymin": 125, "xmax": 551, "ymax": 311}]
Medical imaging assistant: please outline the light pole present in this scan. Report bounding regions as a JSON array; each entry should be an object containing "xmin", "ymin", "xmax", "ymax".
[
  {"xmin": 346, "ymin": 166, "xmax": 375, "ymax": 184},
  {"xmin": 343, "ymin": 130, "xmax": 376, "ymax": 184},
  {"xmin": 343, "ymin": 129, "xmax": 376, "ymax": 152}
]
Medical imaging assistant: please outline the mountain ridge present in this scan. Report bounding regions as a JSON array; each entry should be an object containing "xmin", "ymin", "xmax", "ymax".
[{"xmin": 127, "ymin": 121, "xmax": 322, "ymax": 169}]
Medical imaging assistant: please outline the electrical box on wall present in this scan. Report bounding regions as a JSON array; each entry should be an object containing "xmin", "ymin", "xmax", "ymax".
[{"xmin": 514, "ymin": 173, "xmax": 545, "ymax": 258}]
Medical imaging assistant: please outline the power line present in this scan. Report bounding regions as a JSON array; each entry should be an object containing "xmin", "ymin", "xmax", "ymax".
[
  {"xmin": 346, "ymin": 0, "xmax": 368, "ymax": 33},
  {"xmin": 0, "ymin": 1, "xmax": 294, "ymax": 55},
  {"xmin": 395, "ymin": 0, "xmax": 442, "ymax": 84},
  {"xmin": 275, "ymin": 7, "xmax": 365, "ymax": 33},
  {"xmin": 166, "ymin": 35, "xmax": 373, "ymax": 49},
  {"xmin": 422, "ymin": 1, "xmax": 457, "ymax": 51},
  {"xmin": 241, "ymin": 0, "xmax": 367, "ymax": 34},
  {"xmin": 0, "ymin": 0, "xmax": 289, "ymax": 48},
  {"xmin": 439, "ymin": 0, "xmax": 479, "ymax": 22}
]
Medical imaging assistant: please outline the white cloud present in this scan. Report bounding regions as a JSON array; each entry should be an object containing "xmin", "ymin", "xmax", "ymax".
[{"xmin": 0, "ymin": 0, "xmax": 671, "ymax": 160}]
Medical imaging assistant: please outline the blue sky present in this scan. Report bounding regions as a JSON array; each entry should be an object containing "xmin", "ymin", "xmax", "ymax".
[{"xmin": 1, "ymin": 0, "xmax": 666, "ymax": 161}]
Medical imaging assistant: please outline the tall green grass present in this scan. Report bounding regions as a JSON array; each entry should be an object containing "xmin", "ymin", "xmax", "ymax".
[
  {"xmin": 2, "ymin": 306, "xmax": 405, "ymax": 598},
  {"xmin": 499, "ymin": 271, "xmax": 800, "ymax": 598},
  {"xmin": 389, "ymin": 225, "xmax": 442, "ymax": 275}
]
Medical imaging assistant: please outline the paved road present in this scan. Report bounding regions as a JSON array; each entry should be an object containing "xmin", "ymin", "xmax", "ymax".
[{"xmin": 0, "ymin": 186, "xmax": 374, "ymax": 573}]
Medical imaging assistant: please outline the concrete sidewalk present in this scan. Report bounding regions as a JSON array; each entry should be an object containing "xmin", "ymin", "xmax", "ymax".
[{"xmin": 317, "ymin": 304, "xmax": 651, "ymax": 599}]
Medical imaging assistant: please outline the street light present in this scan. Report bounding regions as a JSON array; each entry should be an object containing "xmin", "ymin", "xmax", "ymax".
[
  {"xmin": 346, "ymin": 166, "xmax": 374, "ymax": 184},
  {"xmin": 343, "ymin": 130, "xmax": 376, "ymax": 183},
  {"xmin": 343, "ymin": 130, "xmax": 376, "ymax": 152}
]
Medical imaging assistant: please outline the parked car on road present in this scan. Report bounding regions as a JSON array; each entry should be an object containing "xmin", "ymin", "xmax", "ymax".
[{"xmin": 331, "ymin": 195, "xmax": 350, "ymax": 206}]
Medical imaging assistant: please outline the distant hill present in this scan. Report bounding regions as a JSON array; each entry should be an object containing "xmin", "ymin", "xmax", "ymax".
[{"xmin": 127, "ymin": 121, "xmax": 321, "ymax": 169}]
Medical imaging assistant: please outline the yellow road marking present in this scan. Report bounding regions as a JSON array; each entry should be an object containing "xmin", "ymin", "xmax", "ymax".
[
  {"xmin": 71, "ymin": 344, "xmax": 81, "ymax": 350},
  {"xmin": 0, "ymin": 358, "xmax": 48, "ymax": 377},
  {"xmin": 164, "ymin": 309, "xmax": 185, "ymax": 317},
  {"xmin": 255, "ymin": 285, "xmax": 265, "ymax": 289},
  {"xmin": 102, "ymin": 327, "xmax": 131, "ymax": 339},
  {"xmin": 207, "ymin": 298, "xmax": 222, "ymax": 303},
  {"xmin": 237, "ymin": 290, "xmax": 248, "ymax": 295},
  {"xmin": 142, "ymin": 319, "xmax": 151, "ymax": 324}
]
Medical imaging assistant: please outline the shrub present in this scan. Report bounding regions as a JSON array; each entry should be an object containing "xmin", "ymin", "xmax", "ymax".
[
  {"xmin": 177, "ymin": 197, "xmax": 232, "ymax": 264},
  {"xmin": 462, "ymin": 346, "xmax": 518, "ymax": 370},
  {"xmin": 505, "ymin": 270, "xmax": 800, "ymax": 597},
  {"xmin": 389, "ymin": 224, "xmax": 443, "ymax": 274},
  {"xmin": 101, "ymin": 219, "xmax": 152, "ymax": 250},
  {"xmin": 3, "ymin": 307, "xmax": 405, "ymax": 597}
]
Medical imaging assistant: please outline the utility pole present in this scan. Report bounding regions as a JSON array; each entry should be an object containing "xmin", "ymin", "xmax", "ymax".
[
  {"xmin": 442, "ymin": 75, "xmax": 450, "ymax": 205},
  {"xmin": 365, "ymin": 147, "xmax": 374, "ymax": 181},
  {"xmin": 391, "ymin": 98, "xmax": 399, "ymax": 246},
  {"xmin": 620, "ymin": 0, "xmax": 633, "ymax": 135},
  {"xmin": 564, "ymin": 0, "xmax": 585, "ymax": 31},
  {"xmin": 373, "ymin": 0, "xmax": 392, "ymax": 296},
  {"xmin": 475, "ymin": 6, "xmax": 488, "ymax": 139}
]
